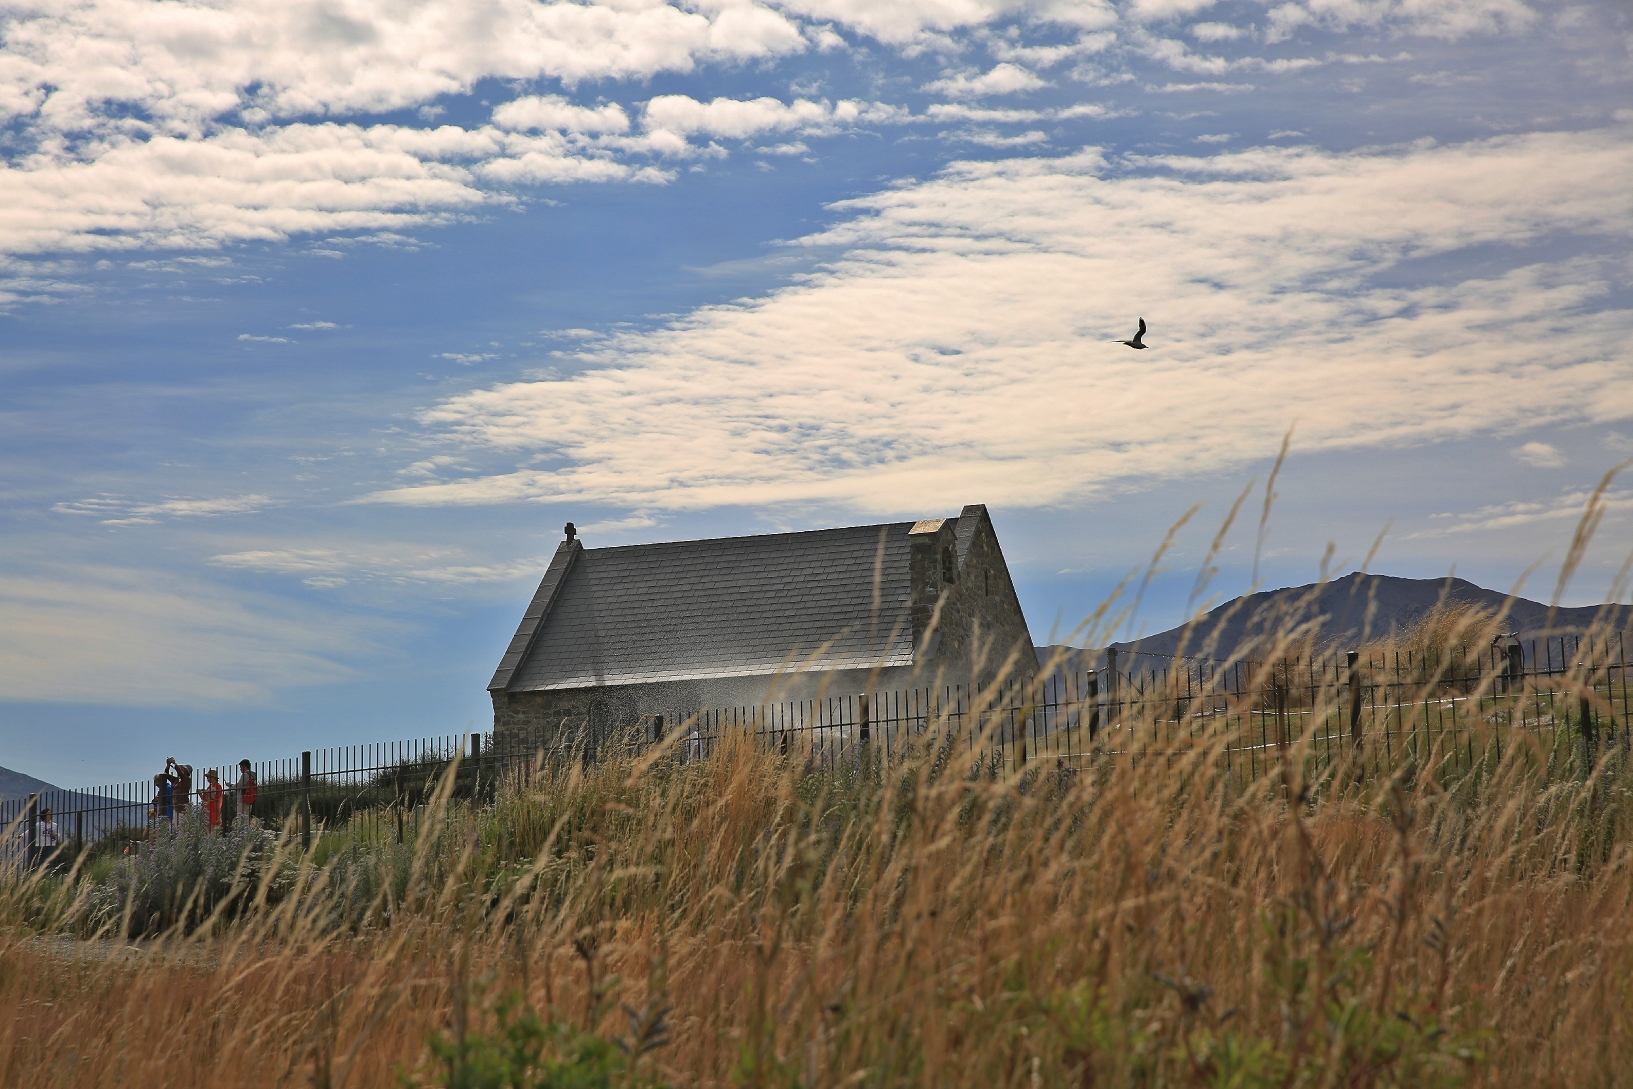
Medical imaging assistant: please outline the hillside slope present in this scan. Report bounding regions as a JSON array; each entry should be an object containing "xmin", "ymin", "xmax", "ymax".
[
  {"xmin": 0, "ymin": 764, "xmax": 63, "ymax": 805},
  {"xmin": 1038, "ymin": 572, "xmax": 1633, "ymax": 673}
]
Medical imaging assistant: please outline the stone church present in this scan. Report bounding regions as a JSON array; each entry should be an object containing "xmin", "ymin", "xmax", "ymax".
[{"xmin": 488, "ymin": 504, "xmax": 1036, "ymax": 748}]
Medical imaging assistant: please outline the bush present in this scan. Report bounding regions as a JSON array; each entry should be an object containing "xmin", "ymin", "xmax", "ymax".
[
  {"xmin": 414, "ymin": 984, "xmax": 670, "ymax": 1089},
  {"xmin": 83, "ymin": 809, "xmax": 277, "ymax": 934}
]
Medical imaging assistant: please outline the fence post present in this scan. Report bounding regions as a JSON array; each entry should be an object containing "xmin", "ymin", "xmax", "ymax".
[
  {"xmin": 300, "ymin": 750, "xmax": 312, "ymax": 852},
  {"xmin": 1347, "ymin": 650, "xmax": 1362, "ymax": 765},
  {"xmin": 1580, "ymin": 692, "xmax": 1597, "ymax": 776},
  {"xmin": 1273, "ymin": 665, "xmax": 1288, "ymax": 752},
  {"xmin": 859, "ymin": 694, "xmax": 870, "ymax": 748},
  {"xmin": 470, "ymin": 732, "xmax": 481, "ymax": 796},
  {"xmin": 1087, "ymin": 672, "xmax": 1101, "ymax": 741},
  {"xmin": 1506, "ymin": 642, "xmax": 1524, "ymax": 695},
  {"xmin": 1107, "ymin": 648, "xmax": 1119, "ymax": 728},
  {"xmin": 75, "ymin": 810, "xmax": 83, "ymax": 860},
  {"xmin": 653, "ymin": 714, "xmax": 664, "ymax": 745},
  {"xmin": 26, "ymin": 793, "xmax": 38, "ymax": 869}
]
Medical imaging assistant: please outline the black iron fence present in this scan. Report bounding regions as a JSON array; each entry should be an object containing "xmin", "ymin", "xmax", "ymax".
[
  {"xmin": 5, "ymin": 631, "xmax": 1628, "ymax": 864},
  {"xmin": 601, "ymin": 630, "xmax": 1630, "ymax": 783},
  {"xmin": 1, "ymin": 735, "xmax": 481, "ymax": 865}
]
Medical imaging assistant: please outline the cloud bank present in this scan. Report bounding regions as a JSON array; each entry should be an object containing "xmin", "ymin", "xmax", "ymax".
[
  {"xmin": 0, "ymin": 566, "xmax": 365, "ymax": 704},
  {"xmin": 367, "ymin": 128, "xmax": 1633, "ymax": 514},
  {"xmin": 0, "ymin": 0, "xmax": 1580, "ymax": 259}
]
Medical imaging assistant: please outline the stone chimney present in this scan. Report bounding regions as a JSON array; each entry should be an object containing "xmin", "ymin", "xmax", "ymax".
[{"xmin": 908, "ymin": 517, "xmax": 959, "ymax": 661}]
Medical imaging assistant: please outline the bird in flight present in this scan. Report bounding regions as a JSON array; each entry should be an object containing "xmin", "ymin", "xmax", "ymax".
[{"xmin": 1119, "ymin": 318, "xmax": 1148, "ymax": 350}]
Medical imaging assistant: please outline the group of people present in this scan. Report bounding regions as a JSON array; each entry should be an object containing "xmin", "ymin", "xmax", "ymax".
[
  {"xmin": 149, "ymin": 757, "xmax": 258, "ymax": 831},
  {"xmin": 8, "ymin": 758, "xmax": 262, "ymax": 870}
]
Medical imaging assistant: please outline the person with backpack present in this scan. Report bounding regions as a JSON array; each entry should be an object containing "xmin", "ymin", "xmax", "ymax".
[{"xmin": 234, "ymin": 759, "xmax": 257, "ymax": 825}]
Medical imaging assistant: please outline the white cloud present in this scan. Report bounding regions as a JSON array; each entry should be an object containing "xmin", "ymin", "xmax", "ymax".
[
  {"xmin": 640, "ymin": 94, "xmax": 899, "ymax": 141},
  {"xmin": 986, "ymin": 30, "xmax": 1117, "ymax": 66},
  {"xmin": 0, "ymin": 118, "xmax": 717, "ymax": 255},
  {"xmin": 0, "ymin": 0, "xmax": 1565, "ymax": 264},
  {"xmin": 576, "ymin": 512, "xmax": 662, "ymax": 535},
  {"xmin": 768, "ymin": 0, "xmax": 1012, "ymax": 44},
  {"xmin": 1147, "ymin": 80, "xmax": 1255, "ymax": 91},
  {"xmin": 946, "ymin": 128, "xmax": 1051, "ymax": 146},
  {"xmin": 52, "ymin": 494, "xmax": 276, "ymax": 525},
  {"xmin": 927, "ymin": 104, "xmax": 1046, "ymax": 121},
  {"xmin": 1056, "ymin": 102, "xmax": 1134, "ymax": 118},
  {"xmin": 1, "ymin": 0, "xmax": 807, "ymax": 138},
  {"xmin": 1263, "ymin": 0, "xmax": 1536, "ymax": 42},
  {"xmin": 209, "ymin": 545, "xmax": 543, "ymax": 586},
  {"xmin": 774, "ymin": 0, "xmax": 1119, "ymax": 43},
  {"xmin": 492, "ymin": 96, "xmax": 631, "ymax": 134},
  {"xmin": 1135, "ymin": 32, "xmax": 1321, "ymax": 74},
  {"xmin": 361, "ymin": 129, "xmax": 1633, "ymax": 517},
  {"xmin": 0, "ymin": 1, "xmax": 830, "ymax": 257},
  {"xmin": 0, "ymin": 566, "xmax": 364, "ymax": 705},
  {"xmin": 1127, "ymin": 0, "xmax": 1220, "ymax": 23},
  {"xmin": 289, "ymin": 321, "xmax": 337, "ymax": 329},
  {"xmin": 1512, "ymin": 440, "xmax": 1567, "ymax": 468},
  {"xmin": 1189, "ymin": 22, "xmax": 1247, "ymax": 41},
  {"xmin": 0, "ymin": 124, "xmax": 497, "ymax": 255},
  {"xmin": 925, "ymin": 63, "xmax": 1050, "ymax": 98},
  {"xmin": 238, "ymin": 334, "xmax": 292, "ymax": 343},
  {"xmin": 927, "ymin": 102, "xmax": 1131, "ymax": 123},
  {"xmin": 0, "ymin": 256, "xmax": 89, "ymax": 307},
  {"xmin": 1408, "ymin": 487, "xmax": 1633, "ymax": 538}
]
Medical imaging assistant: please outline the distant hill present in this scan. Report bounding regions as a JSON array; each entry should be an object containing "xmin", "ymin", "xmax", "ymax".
[
  {"xmin": 0, "ymin": 765, "xmax": 145, "ymax": 837},
  {"xmin": 1038, "ymin": 572, "xmax": 1633, "ymax": 674},
  {"xmin": 0, "ymin": 764, "xmax": 63, "ymax": 805}
]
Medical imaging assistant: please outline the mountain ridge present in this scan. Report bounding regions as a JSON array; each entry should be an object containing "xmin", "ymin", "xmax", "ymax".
[{"xmin": 1037, "ymin": 572, "xmax": 1633, "ymax": 673}]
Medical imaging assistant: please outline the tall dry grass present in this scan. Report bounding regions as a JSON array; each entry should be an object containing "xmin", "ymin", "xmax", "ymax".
[
  {"xmin": 4, "ymin": 476, "xmax": 1632, "ymax": 1088},
  {"xmin": 5, "ymin": 695, "xmax": 1633, "ymax": 1088}
]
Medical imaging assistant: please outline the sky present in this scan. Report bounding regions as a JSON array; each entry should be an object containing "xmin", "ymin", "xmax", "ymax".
[{"xmin": 1, "ymin": 0, "xmax": 1630, "ymax": 787}]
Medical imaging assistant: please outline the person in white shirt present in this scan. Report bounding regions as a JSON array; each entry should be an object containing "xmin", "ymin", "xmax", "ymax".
[{"xmin": 19, "ymin": 806, "xmax": 61, "ymax": 868}]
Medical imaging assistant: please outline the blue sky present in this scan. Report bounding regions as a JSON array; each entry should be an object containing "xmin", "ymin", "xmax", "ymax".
[{"xmin": 2, "ymin": 0, "xmax": 1630, "ymax": 786}]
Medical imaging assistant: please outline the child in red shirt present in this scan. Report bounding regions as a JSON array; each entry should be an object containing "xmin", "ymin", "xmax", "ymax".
[{"xmin": 201, "ymin": 769, "xmax": 224, "ymax": 830}]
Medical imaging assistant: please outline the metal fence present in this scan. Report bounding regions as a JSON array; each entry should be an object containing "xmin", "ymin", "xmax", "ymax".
[
  {"xmin": 5, "ymin": 630, "xmax": 1628, "ymax": 863},
  {"xmin": 601, "ymin": 630, "xmax": 1630, "ymax": 783},
  {"xmin": 1, "ymin": 735, "xmax": 480, "ymax": 864}
]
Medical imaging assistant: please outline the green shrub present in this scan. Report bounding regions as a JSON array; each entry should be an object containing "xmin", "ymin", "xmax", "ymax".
[
  {"xmin": 83, "ymin": 809, "xmax": 277, "ymax": 934},
  {"xmin": 416, "ymin": 989, "xmax": 670, "ymax": 1089}
]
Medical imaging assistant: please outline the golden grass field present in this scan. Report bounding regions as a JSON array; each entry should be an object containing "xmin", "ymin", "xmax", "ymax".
[{"xmin": 5, "ymin": 483, "xmax": 1633, "ymax": 1088}]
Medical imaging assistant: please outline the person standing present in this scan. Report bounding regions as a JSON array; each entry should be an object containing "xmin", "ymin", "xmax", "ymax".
[
  {"xmin": 152, "ymin": 771, "xmax": 175, "ymax": 823},
  {"xmin": 168, "ymin": 758, "xmax": 194, "ymax": 814},
  {"xmin": 201, "ymin": 769, "xmax": 225, "ymax": 831},
  {"xmin": 233, "ymin": 760, "xmax": 257, "ymax": 825},
  {"xmin": 35, "ymin": 808, "xmax": 60, "ymax": 868}
]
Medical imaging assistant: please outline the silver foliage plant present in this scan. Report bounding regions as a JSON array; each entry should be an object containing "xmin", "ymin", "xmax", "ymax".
[{"xmin": 84, "ymin": 808, "xmax": 276, "ymax": 933}]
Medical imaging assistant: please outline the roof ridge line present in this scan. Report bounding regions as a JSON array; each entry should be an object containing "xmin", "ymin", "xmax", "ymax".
[{"xmin": 488, "ymin": 539, "xmax": 582, "ymax": 692}]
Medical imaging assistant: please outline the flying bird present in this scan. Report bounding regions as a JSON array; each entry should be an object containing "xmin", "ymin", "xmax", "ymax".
[{"xmin": 1119, "ymin": 318, "xmax": 1148, "ymax": 350}]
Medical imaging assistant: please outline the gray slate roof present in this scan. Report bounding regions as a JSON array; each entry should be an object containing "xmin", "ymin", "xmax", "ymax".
[{"xmin": 493, "ymin": 522, "xmax": 920, "ymax": 692}]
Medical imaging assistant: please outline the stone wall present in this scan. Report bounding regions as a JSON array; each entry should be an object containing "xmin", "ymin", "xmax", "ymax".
[
  {"xmin": 492, "ymin": 664, "xmax": 927, "ymax": 754},
  {"xmin": 910, "ymin": 506, "xmax": 1038, "ymax": 691}
]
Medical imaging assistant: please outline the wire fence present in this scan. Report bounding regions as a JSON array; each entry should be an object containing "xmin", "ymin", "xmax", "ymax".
[{"xmin": 5, "ymin": 630, "xmax": 1628, "ymax": 865}]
